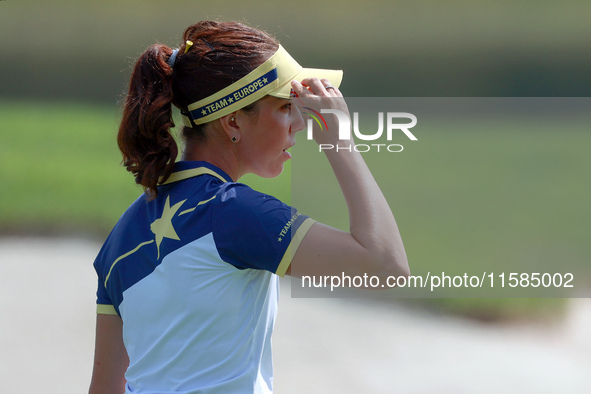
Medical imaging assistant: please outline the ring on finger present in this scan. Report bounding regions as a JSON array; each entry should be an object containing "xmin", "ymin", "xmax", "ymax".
[{"xmin": 324, "ymin": 84, "xmax": 335, "ymax": 90}]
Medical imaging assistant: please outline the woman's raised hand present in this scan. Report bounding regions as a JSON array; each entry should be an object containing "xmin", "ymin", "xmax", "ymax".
[{"xmin": 290, "ymin": 78, "xmax": 350, "ymax": 146}]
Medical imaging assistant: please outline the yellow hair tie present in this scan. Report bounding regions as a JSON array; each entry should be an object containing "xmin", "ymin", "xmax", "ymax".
[{"xmin": 184, "ymin": 40, "xmax": 193, "ymax": 53}]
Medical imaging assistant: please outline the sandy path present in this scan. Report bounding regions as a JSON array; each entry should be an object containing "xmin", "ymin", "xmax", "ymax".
[{"xmin": 1, "ymin": 237, "xmax": 589, "ymax": 393}]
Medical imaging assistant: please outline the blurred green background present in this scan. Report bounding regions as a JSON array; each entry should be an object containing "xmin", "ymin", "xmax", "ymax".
[
  {"xmin": 2, "ymin": 0, "xmax": 591, "ymax": 101},
  {"xmin": 1, "ymin": 0, "xmax": 590, "ymax": 319}
]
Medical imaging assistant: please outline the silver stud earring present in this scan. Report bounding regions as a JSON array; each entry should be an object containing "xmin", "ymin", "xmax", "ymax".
[{"xmin": 230, "ymin": 116, "xmax": 235, "ymax": 122}]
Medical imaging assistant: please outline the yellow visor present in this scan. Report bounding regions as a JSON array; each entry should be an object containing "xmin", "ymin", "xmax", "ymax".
[{"xmin": 180, "ymin": 45, "xmax": 343, "ymax": 127}]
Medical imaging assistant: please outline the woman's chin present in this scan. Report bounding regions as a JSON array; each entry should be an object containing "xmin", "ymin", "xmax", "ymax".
[{"xmin": 258, "ymin": 164, "xmax": 285, "ymax": 179}]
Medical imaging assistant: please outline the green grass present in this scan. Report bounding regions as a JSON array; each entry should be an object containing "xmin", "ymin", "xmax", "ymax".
[
  {"xmin": 2, "ymin": 100, "xmax": 589, "ymax": 319},
  {"xmin": 0, "ymin": 101, "xmax": 131, "ymax": 235}
]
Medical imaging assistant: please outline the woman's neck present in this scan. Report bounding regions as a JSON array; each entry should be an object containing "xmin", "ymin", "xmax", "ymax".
[{"xmin": 181, "ymin": 137, "xmax": 242, "ymax": 181}]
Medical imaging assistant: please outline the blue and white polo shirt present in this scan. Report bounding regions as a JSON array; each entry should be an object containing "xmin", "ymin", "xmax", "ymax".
[{"xmin": 93, "ymin": 161, "xmax": 315, "ymax": 393}]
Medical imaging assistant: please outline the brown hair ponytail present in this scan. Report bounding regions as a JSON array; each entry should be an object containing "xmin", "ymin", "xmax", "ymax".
[
  {"xmin": 118, "ymin": 44, "xmax": 178, "ymax": 198},
  {"xmin": 117, "ymin": 21, "xmax": 278, "ymax": 198}
]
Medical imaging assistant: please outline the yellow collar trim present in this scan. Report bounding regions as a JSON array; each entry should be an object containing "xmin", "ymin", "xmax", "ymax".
[{"xmin": 162, "ymin": 167, "xmax": 229, "ymax": 185}]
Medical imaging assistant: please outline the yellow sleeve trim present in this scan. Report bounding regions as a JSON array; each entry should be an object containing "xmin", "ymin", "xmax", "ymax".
[
  {"xmin": 96, "ymin": 304, "xmax": 118, "ymax": 315},
  {"xmin": 276, "ymin": 218, "xmax": 316, "ymax": 277}
]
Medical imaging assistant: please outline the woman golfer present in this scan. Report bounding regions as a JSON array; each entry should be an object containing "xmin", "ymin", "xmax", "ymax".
[{"xmin": 90, "ymin": 20, "xmax": 409, "ymax": 394}]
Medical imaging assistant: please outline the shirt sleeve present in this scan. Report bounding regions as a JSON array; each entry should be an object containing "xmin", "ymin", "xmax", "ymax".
[
  {"xmin": 212, "ymin": 183, "xmax": 315, "ymax": 277},
  {"xmin": 95, "ymin": 275, "xmax": 118, "ymax": 315}
]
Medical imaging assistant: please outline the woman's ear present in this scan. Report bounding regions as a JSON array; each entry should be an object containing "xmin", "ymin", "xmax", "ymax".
[{"xmin": 218, "ymin": 112, "xmax": 241, "ymax": 143}]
